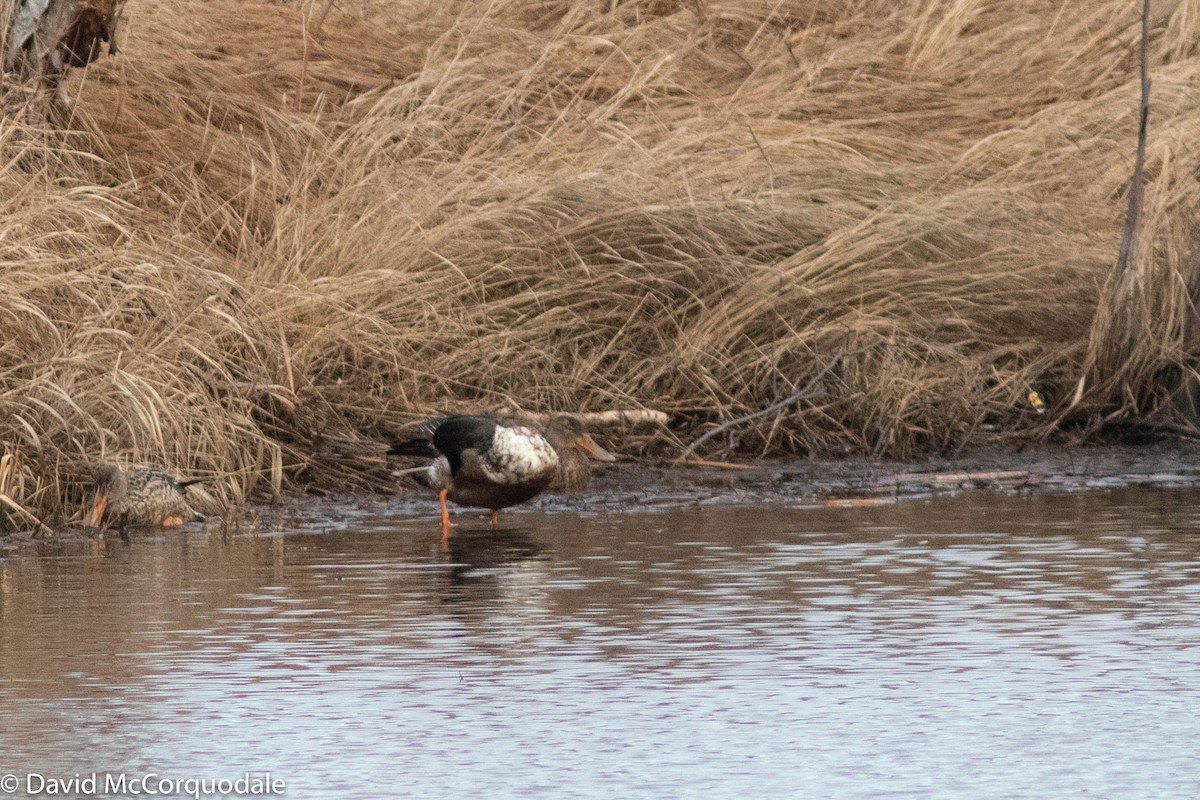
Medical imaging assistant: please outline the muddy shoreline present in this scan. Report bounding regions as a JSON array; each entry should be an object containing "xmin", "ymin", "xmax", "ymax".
[
  {"xmin": 544, "ymin": 440, "xmax": 1200, "ymax": 514},
  {"xmin": 6, "ymin": 441, "xmax": 1199, "ymax": 548}
]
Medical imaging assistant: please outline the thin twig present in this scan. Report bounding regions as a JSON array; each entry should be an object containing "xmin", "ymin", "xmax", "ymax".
[
  {"xmin": 1113, "ymin": 0, "xmax": 1152, "ymax": 283},
  {"xmin": 747, "ymin": 125, "xmax": 775, "ymax": 189},
  {"xmin": 0, "ymin": 454, "xmax": 50, "ymax": 535},
  {"xmin": 723, "ymin": 43, "xmax": 754, "ymax": 74},
  {"xmin": 780, "ymin": 30, "xmax": 800, "ymax": 68},
  {"xmin": 297, "ymin": 0, "xmax": 338, "ymax": 113},
  {"xmin": 676, "ymin": 354, "xmax": 845, "ymax": 462},
  {"xmin": 312, "ymin": 0, "xmax": 339, "ymax": 37},
  {"xmin": 679, "ymin": 458, "xmax": 752, "ymax": 470}
]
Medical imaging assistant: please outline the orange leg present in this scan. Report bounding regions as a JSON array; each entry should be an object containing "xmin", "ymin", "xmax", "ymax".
[
  {"xmin": 439, "ymin": 488, "xmax": 452, "ymax": 542},
  {"xmin": 162, "ymin": 516, "xmax": 184, "ymax": 526},
  {"xmin": 490, "ymin": 509, "xmax": 499, "ymax": 529}
]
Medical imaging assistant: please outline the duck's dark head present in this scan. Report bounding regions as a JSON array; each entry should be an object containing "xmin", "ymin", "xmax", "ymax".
[
  {"xmin": 93, "ymin": 464, "xmax": 128, "ymax": 496},
  {"xmin": 544, "ymin": 416, "xmax": 617, "ymax": 462}
]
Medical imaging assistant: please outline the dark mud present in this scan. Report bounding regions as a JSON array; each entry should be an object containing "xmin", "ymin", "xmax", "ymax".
[
  {"xmin": 6, "ymin": 441, "xmax": 1200, "ymax": 547},
  {"xmin": 578, "ymin": 441, "xmax": 1200, "ymax": 510}
]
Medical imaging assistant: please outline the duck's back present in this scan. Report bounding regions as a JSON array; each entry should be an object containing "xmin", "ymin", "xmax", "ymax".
[
  {"xmin": 114, "ymin": 469, "xmax": 196, "ymax": 524},
  {"xmin": 432, "ymin": 417, "xmax": 556, "ymax": 482},
  {"xmin": 431, "ymin": 416, "xmax": 498, "ymax": 473}
]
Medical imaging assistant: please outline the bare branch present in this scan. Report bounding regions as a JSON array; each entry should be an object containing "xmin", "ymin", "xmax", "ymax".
[
  {"xmin": 676, "ymin": 354, "xmax": 846, "ymax": 462},
  {"xmin": 1113, "ymin": 0, "xmax": 1152, "ymax": 283}
]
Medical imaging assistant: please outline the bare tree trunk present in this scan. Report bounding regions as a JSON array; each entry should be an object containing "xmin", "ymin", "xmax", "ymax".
[{"xmin": 3, "ymin": 0, "xmax": 125, "ymax": 114}]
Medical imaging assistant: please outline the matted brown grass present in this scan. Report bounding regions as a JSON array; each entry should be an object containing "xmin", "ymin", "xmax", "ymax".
[{"xmin": 3, "ymin": 0, "xmax": 1200, "ymax": 527}]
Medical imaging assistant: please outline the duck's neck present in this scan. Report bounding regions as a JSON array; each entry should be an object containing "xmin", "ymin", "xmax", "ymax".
[{"xmin": 553, "ymin": 448, "xmax": 590, "ymax": 492}]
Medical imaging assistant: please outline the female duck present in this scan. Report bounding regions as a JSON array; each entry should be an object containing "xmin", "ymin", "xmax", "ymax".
[
  {"xmin": 86, "ymin": 465, "xmax": 203, "ymax": 530},
  {"xmin": 389, "ymin": 415, "xmax": 615, "ymax": 533}
]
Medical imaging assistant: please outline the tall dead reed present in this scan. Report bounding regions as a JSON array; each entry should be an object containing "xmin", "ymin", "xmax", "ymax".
[{"xmin": 2, "ymin": 0, "xmax": 1200, "ymax": 526}]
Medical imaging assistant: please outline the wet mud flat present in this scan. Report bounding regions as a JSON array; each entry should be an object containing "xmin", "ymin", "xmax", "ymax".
[
  {"xmin": 543, "ymin": 440, "xmax": 1200, "ymax": 512},
  {"xmin": 6, "ymin": 441, "xmax": 1200, "ymax": 547},
  {"xmin": 231, "ymin": 440, "xmax": 1200, "ymax": 533}
]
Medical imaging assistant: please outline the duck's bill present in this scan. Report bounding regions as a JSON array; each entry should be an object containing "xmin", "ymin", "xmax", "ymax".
[
  {"xmin": 577, "ymin": 434, "xmax": 618, "ymax": 462},
  {"xmin": 85, "ymin": 494, "xmax": 107, "ymax": 527}
]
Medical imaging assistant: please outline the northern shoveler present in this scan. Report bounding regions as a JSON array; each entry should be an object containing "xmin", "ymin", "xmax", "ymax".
[
  {"xmin": 544, "ymin": 415, "xmax": 615, "ymax": 493},
  {"xmin": 388, "ymin": 415, "xmax": 616, "ymax": 535},
  {"xmin": 86, "ymin": 465, "xmax": 204, "ymax": 530}
]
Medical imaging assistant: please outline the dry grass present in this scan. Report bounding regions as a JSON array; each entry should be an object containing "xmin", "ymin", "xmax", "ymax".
[{"xmin": 3, "ymin": 0, "xmax": 1200, "ymax": 527}]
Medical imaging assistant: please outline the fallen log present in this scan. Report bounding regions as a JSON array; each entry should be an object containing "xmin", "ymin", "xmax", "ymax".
[{"xmin": 496, "ymin": 406, "xmax": 670, "ymax": 429}]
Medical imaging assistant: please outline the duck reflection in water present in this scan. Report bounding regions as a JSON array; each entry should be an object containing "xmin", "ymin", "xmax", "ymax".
[{"xmin": 434, "ymin": 526, "xmax": 547, "ymax": 607}]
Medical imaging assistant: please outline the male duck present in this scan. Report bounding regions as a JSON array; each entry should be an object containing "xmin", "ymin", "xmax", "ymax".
[
  {"xmin": 86, "ymin": 464, "xmax": 204, "ymax": 530},
  {"xmin": 389, "ymin": 415, "xmax": 616, "ymax": 534}
]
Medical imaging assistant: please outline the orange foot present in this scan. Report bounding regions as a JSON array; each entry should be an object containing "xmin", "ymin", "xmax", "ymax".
[{"xmin": 162, "ymin": 516, "xmax": 185, "ymax": 526}]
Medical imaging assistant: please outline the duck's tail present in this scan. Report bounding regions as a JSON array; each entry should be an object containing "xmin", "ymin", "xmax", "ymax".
[
  {"xmin": 387, "ymin": 439, "xmax": 440, "ymax": 459},
  {"xmin": 389, "ymin": 463, "xmax": 437, "ymax": 489}
]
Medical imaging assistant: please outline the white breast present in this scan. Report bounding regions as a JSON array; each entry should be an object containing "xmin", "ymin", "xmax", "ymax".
[{"xmin": 482, "ymin": 425, "xmax": 559, "ymax": 484}]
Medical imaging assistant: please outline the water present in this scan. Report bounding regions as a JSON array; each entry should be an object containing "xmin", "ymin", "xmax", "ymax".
[{"xmin": 1, "ymin": 488, "xmax": 1199, "ymax": 799}]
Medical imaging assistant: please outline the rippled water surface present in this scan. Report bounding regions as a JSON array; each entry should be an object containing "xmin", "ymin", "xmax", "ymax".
[{"xmin": 2, "ymin": 488, "xmax": 1199, "ymax": 799}]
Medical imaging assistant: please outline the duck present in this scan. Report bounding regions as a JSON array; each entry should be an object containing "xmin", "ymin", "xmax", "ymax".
[
  {"xmin": 544, "ymin": 415, "xmax": 612, "ymax": 493},
  {"xmin": 85, "ymin": 464, "xmax": 204, "ymax": 530},
  {"xmin": 388, "ymin": 414, "xmax": 616, "ymax": 534}
]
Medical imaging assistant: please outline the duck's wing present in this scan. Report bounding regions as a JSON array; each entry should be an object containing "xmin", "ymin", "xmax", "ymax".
[
  {"xmin": 387, "ymin": 418, "xmax": 447, "ymax": 459},
  {"xmin": 387, "ymin": 437, "xmax": 441, "ymax": 459},
  {"xmin": 388, "ymin": 415, "xmax": 494, "ymax": 461},
  {"xmin": 125, "ymin": 468, "xmax": 185, "ymax": 496},
  {"xmin": 429, "ymin": 416, "xmax": 499, "ymax": 474},
  {"xmin": 397, "ymin": 415, "xmax": 554, "ymax": 486},
  {"xmin": 124, "ymin": 469, "xmax": 205, "ymax": 523},
  {"xmin": 455, "ymin": 448, "xmax": 499, "ymax": 485}
]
